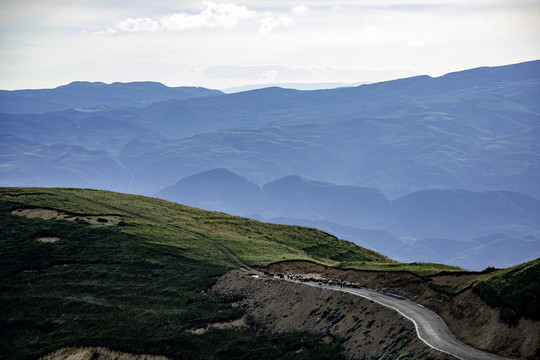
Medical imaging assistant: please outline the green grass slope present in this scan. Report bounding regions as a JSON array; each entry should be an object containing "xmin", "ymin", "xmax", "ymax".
[
  {"xmin": 0, "ymin": 187, "xmax": 389, "ymax": 360},
  {"xmin": 473, "ymin": 258, "xmax": 540, "ymax": 321},
  {"xmin": 2, "ymin": 187, "xmax": 536, "ymax": 359}
]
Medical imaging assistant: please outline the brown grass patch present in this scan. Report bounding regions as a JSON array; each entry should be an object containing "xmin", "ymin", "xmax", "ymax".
[
  {"xmin": 188, "ymin": 316, "xmax": 248, "ymax": 335},
  {"xmin": 35, "ymin": 236, "xmax": 61, "ymax": 243}
]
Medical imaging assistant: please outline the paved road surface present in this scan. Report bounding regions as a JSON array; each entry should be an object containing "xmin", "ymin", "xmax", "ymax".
[{"xmin": 289, "ymin": 280, "xmax": 512, "ymax": 360}]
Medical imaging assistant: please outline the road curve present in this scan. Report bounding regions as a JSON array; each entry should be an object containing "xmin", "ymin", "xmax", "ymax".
[{"xmin": 289, "ymin": 280, "xmax": 512, "ymax": 360}]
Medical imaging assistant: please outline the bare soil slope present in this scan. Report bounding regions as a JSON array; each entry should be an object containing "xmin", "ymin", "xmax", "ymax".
[
  {"xmin": 256, "ymin": 261, "xmax": 539, "ymax": 359},
  {"xmin": 212, "ymin": 270, "xmax": 452, "ymax": 360},
  {"xmin": 40, "ymin": 346, "xmax": 170, "ymax": 360}
]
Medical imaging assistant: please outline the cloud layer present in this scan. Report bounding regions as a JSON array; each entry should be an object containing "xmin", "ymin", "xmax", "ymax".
[
  {"xmin": 160, "ymin": 2, "xmax": 256, "ymax": 30},
  {"xmin": 1, "ymin": 0, "xmax": 539, "ymax": 90},
  {"xmin": 101, "ymin": 1, "xmax": 293, "ymax": 35}
]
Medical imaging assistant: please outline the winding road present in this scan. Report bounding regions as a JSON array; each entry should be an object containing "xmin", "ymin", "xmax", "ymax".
[
  {"xmin": 288, "ymin": 279, "xmax": 512, "ymax": 360},
  {"xmin": 67, "ymin": 193, "xmax": 512, "ymax": 360}
]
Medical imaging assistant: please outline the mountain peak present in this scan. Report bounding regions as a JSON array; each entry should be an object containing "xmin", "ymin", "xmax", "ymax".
[{"xmin": 178, "ymin": 168, "xmax": 257, "ymax": 185}]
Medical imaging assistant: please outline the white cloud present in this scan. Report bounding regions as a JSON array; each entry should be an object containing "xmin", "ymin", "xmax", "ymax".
[
  {"xmin": 261, "ymin": 69, "xmax": 279, "ymax": 81},
  {"xmin": 93, "ymin": 26, "xmax": 118, "ymax": 35},
  {"xmin": 116, "ymin": 17, "xmax": 160, "ymax": 32},
  {"xmin": 291, "ymin": 5, "xmax": 310, "ymax": 14},
  {"xmin": 99, "ymin": 1, "xmax": 297, "ymax": 34},
  {"xmin": 404, "ymin": 39, "xmax": 428, "ymax": 48},
  {"xmin": 159, "ymin": 13, "xmax": 204, "ymax": 30},
  {"xmin": 258, "ymin": 16, "xmax": 293, "ymax": 35},
  {"xmin": 3, "ymin": 0, "xmax": 540, "ymax": 90},
  {"xmin": 160, "ymin": 1, "xmax": 256, "ymax": 30},
  {"xmin": 95, "ymin": 1, "xmax": 259, "ymax": 33}
]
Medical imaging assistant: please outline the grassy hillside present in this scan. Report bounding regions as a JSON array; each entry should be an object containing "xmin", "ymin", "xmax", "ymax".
[
  {"xmin": 0, "ymin": 187, "xmax": 389, "ymax": 360},
  {"xmin": 472, "ymin": 258, "xmax": 540, "ymax": 321},
  {"xmin": 342, "ymin": 261, "xmax": 464, "ymax": 277},
  {"xmin": 2, "ymin": 187, "xmax": 536, "ymax": 359}
]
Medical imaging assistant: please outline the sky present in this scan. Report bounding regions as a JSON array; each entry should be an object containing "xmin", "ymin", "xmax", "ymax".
[{"xmin": 1, "ymin": 0, "xmax": 539, "ymax": 90}]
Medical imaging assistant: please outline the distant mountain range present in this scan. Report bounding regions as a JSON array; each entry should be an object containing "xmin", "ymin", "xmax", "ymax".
[
  {"xmin": 155, "ymin": 168, "xmax": 540, "ymax": 270},
  {"xmin": 0, "ymin": 81, "xmax": 222, "ymax": 113},
  {"xmin": 222, "ymin": 81, "xmax": 369, "ymax": 93},
  {"xmin": 1, "ymin": 60, "xmax": 539, "ymax": 269}
]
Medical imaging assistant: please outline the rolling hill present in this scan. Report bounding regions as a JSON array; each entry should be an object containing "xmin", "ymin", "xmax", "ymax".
[
  {"xmin": 155, "ymin": 169, "xmax": 540, "ymax": 270},
  {"xmin": 1, "ymin": 188, "xmax": 538, "ymax": 359},
  {"xmin": 0, "ymin": 187, "xmax": 387, "ymax": 360}
]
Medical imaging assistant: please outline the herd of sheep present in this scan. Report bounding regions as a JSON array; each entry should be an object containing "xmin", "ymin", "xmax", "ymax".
[{"xmin": 262, "ymin": 271, "xmax": 366, "ymax": 289}]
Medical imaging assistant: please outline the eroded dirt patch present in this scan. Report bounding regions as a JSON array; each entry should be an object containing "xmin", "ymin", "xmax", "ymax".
[
  {"xmin": 429, "ymin": 273, "xmax": 482, "ymax": 288},
  {"xmin": 40, "ymin": 346, "xmax": 170, "ymax": 360},
  {"xmin": 1, "ymin": 192, "xmax": 48, "ymax": 198},
  {"xmin": 11, "ymin": 208, "xmax": 123, "ymax": 226},
  {"xmin": 189, "ymin": 315, "xmax": 248, "ymax": 335},
  {"xmin": 35, "ymin": 236, "xmax": 61, "ymax": 243}
]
